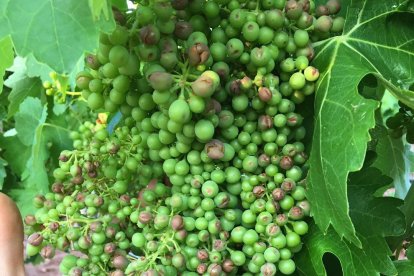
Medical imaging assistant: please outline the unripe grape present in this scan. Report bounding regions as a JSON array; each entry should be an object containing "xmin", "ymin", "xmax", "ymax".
[
  {"xmin": 285, "ymin": 0, "xmax": 304, "ymax": 20},
  {"xmin": 28, "ymin": 233, "xmax": 44, "ymax": 246},
  {"xmin": 315, "ymin": 5, "xmax": 330, "ymax": 17},
  {"xmin": 191, "ymin": 71, "xmax": 220, "ymax": 97},
  {"xmin": 188, "ymin": 43, "xmax": 210, "ymax": 66},
  {"xmin": 304, "ymin": 66, "xmax": 320, "ymax": 81},
  {"xmin": 326, "ymin": 0, "xmax": 341, "ymax": 14},
  {"xmin": 172, "ymin": 0, "xmax": 188, "ymax": 10},
  {"xmin": 205, "ymin": 139, "xmax": 225, "ymax": 159},
  {"xmin": 197, "ymin": 263, "xmax": 208, "ymax": 274},
  {"xmin": 174, "ymin": 21, "xmax": 193, "ymax": 40},
  {"xmin": 148, "ymin": 72, "xmax": 174, "ymax": 91},
  {"xmin": 40, "ymin": 244, "xmax": 55, "ymax": 259},
  {"xmin": 109, "ymin": 45, "xmax": 129, "ymax": 67},
  {"xmin": 139, "ymin": 25, "xmax": 161, "ymax": 45},
  {"xmin": 294, "ymin": 29, "xmax": 309, "ymax": 48},
  {"xmin": 331, "ymin": 17, "xmax": 345, "ymax": 33},
  {"xmin": 169, "ymin": 99, "xmax": 191, "ymax": 123},
  {"xmin": 315, "ymin": 15, "xmax": 333, "ymax": 33},
  {"xmin": 272, "ymin": 188, "xmax": 285, "ymax": 201},
  {"xmin": 258, "ymin": 87, "xmax": 272, "ymax": 102},
  {"xmin": 289, "ymin": 72, "xmax": 306, "ymax": 90}
]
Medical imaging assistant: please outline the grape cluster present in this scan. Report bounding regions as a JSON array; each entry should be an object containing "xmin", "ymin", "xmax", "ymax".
[
  {"xmin": 386, "ymin": 101, "xmax": 414, "ymax": 144},
  {"xmin": 25, "ymin": 0, "xmax": 343, "ymax": 275}
]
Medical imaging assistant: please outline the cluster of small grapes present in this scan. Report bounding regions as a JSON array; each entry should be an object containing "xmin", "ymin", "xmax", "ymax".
[
  {"xmin": 25, "ymin": 120, "xmax": 170, "ymax": 275},
  {"xmin": 25, "ymin": 0, "xmax": 343, "ymax": 275},
  {"xmin": 43, "ymin": 72, "xmax": 81, "ymax": 104},
  {"xmin": 386, "ymin": 101, "xmax": 414, "ymax": 144}
]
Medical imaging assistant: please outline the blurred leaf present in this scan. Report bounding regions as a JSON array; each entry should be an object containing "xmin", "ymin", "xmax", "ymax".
[
  {"xmin": 0, "ymin": 157, "xmax": 7, "ymax": 189},
  {"xmin": 7, "ymin": 97, "xmax": 71, "ymax": 200},
  {"xmin": 89, "ymin": 0, "xmax": 110, "ymax": 20},
  {"xmin": 0, "ymin": 36, "xmax": 14, "ymax": 94},
  {"xmin": 15, "ymin": 97, "xmax": 47, "ymax": 146},
  {"xmin": 394, "ymin": 260, "xmax": 414, "ymax": 276},
  {"xmin": 0, "ymin": 134, "xmax": 31, "ymax": 176},
  {"xmin": 111, "ymin": 0, "xmax": 128, "ymax": 11}
]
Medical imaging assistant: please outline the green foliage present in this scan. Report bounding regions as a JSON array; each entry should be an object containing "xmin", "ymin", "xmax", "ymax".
[
  {"xmin": 0, "ymin": 157, "xmax": 7, "ymax": 189},
  {"xmin": 0, "ymin": 0, "xmax": 115, "ymax": 73},
  {"xmin": 0, "ymin": 97, "xmax": 72, "ymax": 215},
  {"xmin": 88, "ymin": 0, "xmax": 111, "ymax": 20},
  {"xmin": 0, "ymin": 0, "xmax": 413, "ymax": 274},
  {"xmin": 297, "ymin": 168, "xmax": 405, "ymax": 275},
  {"xmin": 0, "ymin": 36, "xmax": 13, "ymax": 94},
  {"xmin": 308, "ymin": 0, "xmax": 414, "ymax": 246},
  {"xmin": 372, "ymin": 130, "xmax": 412, "ymax": 198},
  {"xmin": 395, "ymin": 260, "xmax": 414, "ymax": 276}
]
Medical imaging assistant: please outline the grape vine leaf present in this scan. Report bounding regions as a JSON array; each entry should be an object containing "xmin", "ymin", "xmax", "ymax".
[
  {"xmin": 4, "ymin": 56, "xmax": 27, "ymax": 88},
  {"xmin": 0, "ymin": 0, "xmax": 115, "ymax": 73},
  {"xmin": 15, "ymin": 97, "xmax": 48, "ymax": 147},
  {"xmin": 88, "ymin": 0, "xmax": 110, "ymax": 20},
  {"xmin": 371, "ymin": 131, "xmax": 411, "ymax": 199},
  {"xmin": 308, "ymin": 0, "xmax": 414, "ymax": 246},
  {"xmin": 1, "ymin": 97, "xmax": 71, "ymax": 214},
  {"xmin": 111, "ymin": 0, "xmax": 128, "ymax": 11},
  {"xmin": 297, "ymin": 168, "xmax": 405, "ymax": 275},
  {"xmin": 0, "ymin": 135, "xmax": 30, "ymax": 176},
  {"xmin": 0, "ymin": 36, "xmax": 14, "ymax": 94},
  {"xmin": 7, "ymin": 77, "xmax": 43, "ymax": 118},
  {"xmin": 395, "ymin": 260, "xmax": 414, "ymax": 276}
]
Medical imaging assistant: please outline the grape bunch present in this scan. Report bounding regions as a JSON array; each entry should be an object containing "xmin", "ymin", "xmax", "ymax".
[
  {"xmin": 386, "ymin": 101, "xmax": 414, "ymax": 144},
  {"xmin": 24, "ymin": 0, "xmax": 343, "ymax": 275}
]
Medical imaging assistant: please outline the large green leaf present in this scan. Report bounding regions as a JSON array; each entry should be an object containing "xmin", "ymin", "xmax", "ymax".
[
  {"xmin": 7, "ymin": 77, "xmax": 43, "ymax": 118},
  {"xmin": 88, "ymin": 0, "xmax": 111, "ymax": 20},
  {"xmin": 308, "ymin": 0, "xmax": 414, "ymax": 246},
  {"xmin": 395, "ymin": 260, "xmax": 414, "ymax": 276},
  {"xmin": 0, "ymin": 136, "xmax": 31, "ymax": 176},
  {"xmin": 15, "ymin": 97, "xmax": 48, "ymax": 147},
  {"xmin": 296, "ymin": 226, "xmax": 397, "ymax": 276},
  {"xmin": 3, "ymin": 97, "xmax": 72, "ymax": 202},
  {"xmin": 297, "ymin": 168, "xmax": 405, "ymax": 275},
  {"xmin": 0, "ymin": 36, "xmax": 13, "ymax": 94},
  {"xmin": 0, "ymin": 0, "xmax": 115, "ymax": 73}
]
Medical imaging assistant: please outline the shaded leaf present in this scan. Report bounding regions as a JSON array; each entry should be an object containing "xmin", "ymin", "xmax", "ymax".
[
  {"xmin": 394, "ymin": 260, "xmax": 414, "ymax": 276},
  {"xmin": 8, "ymin": 186, "xmax": 38, "ymax": 217},
  {"xmin": 296, "ymin": 225, "xmax": 397, "ymax": 276},
  {"xmin": 297, "ymin": 168, "xmax": 405, "ymax": 276},
  {"xmin": 111, "ymin": 0, "xmax": 128, "ymax": 11},
  {"xmin": 308, "ymin": 0, "xmax": 414, "ymax": 245},
  {"xmin": 348, "ymin": 168, "xmax": 405, "ymax": 238},
  {"xmin": 372, "ymin": 134, "xmax": 411, "ymax": 199},
  {"xmin": 0, "ymin": 134, "xmax": 31, "ymax": 176}
]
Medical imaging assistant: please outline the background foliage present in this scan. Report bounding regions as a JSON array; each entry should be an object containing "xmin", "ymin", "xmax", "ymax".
[{"xmin": 1, "ymin": 0, "xmax": 414, "ymax": 274}]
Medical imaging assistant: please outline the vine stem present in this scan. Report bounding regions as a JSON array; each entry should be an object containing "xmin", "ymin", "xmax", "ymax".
[{"xmin": 66, "ymin": 91, "xmax": 82, "ymax": 96}]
